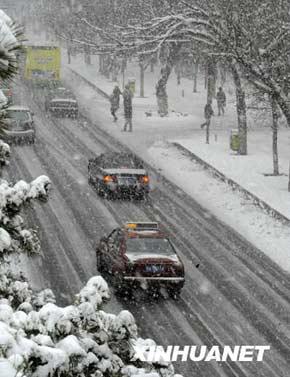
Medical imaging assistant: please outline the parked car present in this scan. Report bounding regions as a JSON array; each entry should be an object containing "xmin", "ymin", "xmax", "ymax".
[
  {"xmin": 88, "ymin": 152, "xmax": 150, "ymax": 199},
  {"xmin": 44, "ymin": 87, "xmax": 78, "ymax": 118},
  {"xmin": 96, "ymin": 222, "xmax": 185, "ymax": 296},
  {"xmin": 2, "ymin": 106, "xmax": 35, "ymax": 144}
]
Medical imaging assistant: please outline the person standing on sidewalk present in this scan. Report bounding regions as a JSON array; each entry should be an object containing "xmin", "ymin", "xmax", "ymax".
[
  {"xmin": 109, "ymin": 85, "xmax": 122, "ymax": 122},
  {"xmin": 216, "ymin": 86, "xmax": 226, "ymax": 116},
  {"xmin": 122, "ymin": 84, "xmax": 133, "ymax": 132},
  {"xmin": 200, "ymin": 100, "xmax": 214, "ymax": 144}
]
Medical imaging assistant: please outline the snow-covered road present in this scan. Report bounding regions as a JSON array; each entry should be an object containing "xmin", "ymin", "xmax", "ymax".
[{"xmin": 7, "ymin": 80, "xmax": 290, "ymax": 377}]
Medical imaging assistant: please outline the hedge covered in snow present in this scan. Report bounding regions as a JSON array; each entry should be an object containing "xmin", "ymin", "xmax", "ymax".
[{"xmin": 0, "ymin": 276, "xmax": 181, "ymax": 377}]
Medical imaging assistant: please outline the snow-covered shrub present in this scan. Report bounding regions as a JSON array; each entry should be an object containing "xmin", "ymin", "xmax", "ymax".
[
  {"xmin": 0, "ymin": 176, "xmax": 51, "ymax": 255},
  {"xmin": 0, "ymin": 276, "xmax": 181, "ymax": 377},
  {"xmin": 0, "ymin": 140, "xmax": 10, "ymax": 166}
]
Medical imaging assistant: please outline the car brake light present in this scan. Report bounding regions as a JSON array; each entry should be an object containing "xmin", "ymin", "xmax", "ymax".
[
  {"xmin": 140, "ymin": 175, "xmax": 149, "ymax": 184},
  {"xmin": 103, "ymin": 175, "xmax": 116, "ymax": 183},
  {"xmin": 174, "ymin": 263, "xmax": 184, "ymax": 276}
]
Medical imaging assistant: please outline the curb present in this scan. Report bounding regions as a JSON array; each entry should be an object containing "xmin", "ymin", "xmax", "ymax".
[{"xmin": 172, "ymin": 142, "xmax": 290, "ymax": 225}]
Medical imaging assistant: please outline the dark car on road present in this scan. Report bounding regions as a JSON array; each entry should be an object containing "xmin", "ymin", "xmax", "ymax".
[
  {"xmin": 2, "ymin": 106, "xmax": 35, "ymax": 144},
  {"xmin": 88, "ymin": 152, "xmax": 150, "ymax": 199},
  {"xmin": 44, "ymin": 87, "xmax": 78, "ymax": 118},
  {"xmin": 96, "ymin": 222, "xmax": 185, "ymax": 296}
]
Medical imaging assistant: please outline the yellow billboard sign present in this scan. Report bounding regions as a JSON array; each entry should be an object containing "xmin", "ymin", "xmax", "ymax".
[{"xmin": 24, "ymin": 46, "xmax": 61, "ymax": 81}]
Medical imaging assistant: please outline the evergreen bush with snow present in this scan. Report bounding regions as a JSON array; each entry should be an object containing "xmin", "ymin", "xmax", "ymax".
[
  {"xmin": 0, "ymin": 9, "xmax": 182, "ymax": 377},
  {"xmin": 0, "ymin": 276, "xmax": 182, "ymax": 377}
]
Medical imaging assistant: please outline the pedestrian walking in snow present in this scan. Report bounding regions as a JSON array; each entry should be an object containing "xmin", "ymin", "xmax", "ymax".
[
  {"xmin": 122, "ymin": 84, "xmax": 133, "ymax": 132},
  {"xmin": 200, "ymin": 101, "xmax": 214, "ymax": 129},
  {"xmin": 216, "ymin": 86, "xmax": 226, "ymax": 116},
  {"xmin": 200, "ymin": 100, "xmax": 214, "ymax": 144},
  {"xmin": 109, "ymin": 85, "xmax": 122, "ymax": 122}
]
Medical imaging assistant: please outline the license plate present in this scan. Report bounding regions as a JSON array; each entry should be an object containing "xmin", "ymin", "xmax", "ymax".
[
  {"xmin": 145, "ymin": 265, "xmax": 164, "ymax": 273},
  {"xmin": 118, "ymin": 177, "xmax": 136, "ymax": 186}
]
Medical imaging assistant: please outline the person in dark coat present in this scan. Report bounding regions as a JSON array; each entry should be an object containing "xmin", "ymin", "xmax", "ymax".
[
  {"xmin": 122, "ymin": 84, "xmax": 133, "ymax": 132},
  {"xmin": 216, "ymin": 86, "xmax": 226, "ymax": 115},
  {"xmin": 109, "ymin": 85, "xmax": 122, "ymax": 121},
  {"xmin": 200, "ymin": 100, "xmax": 214, "ymax": 128}
]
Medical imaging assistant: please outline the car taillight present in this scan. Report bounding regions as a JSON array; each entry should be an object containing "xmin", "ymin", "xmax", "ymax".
[
  {"xmin": 174, "ymin": 263, "xmax": 184, "ymax": 276},
  {"xmin": 103, "ymin": 175, "xmax": 116, "ymax": 183},
  {"xmin": 140, "ymin": 175, "xmax": 149, "ymax": 184}
]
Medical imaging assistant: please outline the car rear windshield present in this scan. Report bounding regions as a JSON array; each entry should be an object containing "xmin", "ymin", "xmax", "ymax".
[
  {"xmin": 52, "ymin": 89, "xmax": 75, "ymax": 99},
  {"xmin": 126, "ymin": 237, "xmax": 176, "ymax": 256},
  {"xmin": 97, "ymin": 153, "xmax": 144, "ymax": 169},
  {"xmin": 9, "ymin": 123, "xmax": 31, "ymax": 131},
  {"xmin": 7, "ymin": 110, "xmax": 30, "ymax": 121}
]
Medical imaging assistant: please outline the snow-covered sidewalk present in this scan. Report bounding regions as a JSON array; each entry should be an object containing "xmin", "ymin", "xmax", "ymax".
[
  {"xmin": 175, "ymin": 132, "xmax": 290, "ymax": 220},
  {"xmin": 62, "ymin": 55, "xmax": 290, "ymax": 274}
]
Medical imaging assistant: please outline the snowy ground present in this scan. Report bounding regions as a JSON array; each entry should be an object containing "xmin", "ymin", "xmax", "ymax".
[
  {"xmin": 5, "ymin": 32, "xmax": 290, "ymax": 376},
  {"xmin": 62, "ymin": 55, "xmax": 290, "ymax": 274},
  {"xmin": 11, "ymin": 81, "xmax": 289, "ymax": 377}
]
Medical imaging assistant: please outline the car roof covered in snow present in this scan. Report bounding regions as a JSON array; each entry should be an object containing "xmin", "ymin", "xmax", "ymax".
[
  {"xmin": 93, "ymin": 152, "xmax": 144, "ymax": 169},
  {"xmin": 7, "ymin": 105, "xmax": 31, "ymax": 111},
  {"xmin": 49, "ymin": 87, "xmax": 75, "ymax": 99}
]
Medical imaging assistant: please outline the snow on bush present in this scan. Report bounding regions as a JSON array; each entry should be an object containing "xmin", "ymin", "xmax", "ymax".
[
  {"xmin": 0, "ymin": 140, "xmax": 10, "ymax": 166},
  {"xmin": 0, "ymin": 175, "xmax": 51, "ymax": 255},
  {"xmin": 0, "ymin": 276, "xmax": 181, "ymax": 377},
  {"xmin": 0, "ymin": 8, "xmax": 21, "ymax": 81}
]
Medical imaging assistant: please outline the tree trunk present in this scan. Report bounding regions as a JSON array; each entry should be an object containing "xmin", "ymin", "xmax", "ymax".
[
  {"xmin": 67, "ymin": 48, "xmax": 71, "ymax": 65},
  {"xmin": 84, "ymin": 45, "xmax": 91, "ymax": 65},
  {"xmin": 206, "ymin": 121, "xmax": 210, "ymax": 144},
  {"xmin": 270, "ymin": 96, "xmax": 279, "ymax": 175},
  {"xmin": 177, "ymin": 69, "xmax": 181, "ymax": 85},
  {"xmin": 207, "ymin": 57, "xmax": 216, "ymax": 103},
  {"xmin": 274, "ymin": 91, "xmax": 290, "ymax": 127},
  {"xmin": 121, "ymin": 58, "xmax": 127, "ymax": 89},
  {"xmin": 220, "ymin": 64, "xmax": 226, "ymax": 86},
  {"xmin": 99, "ymin": 55, "xmax": 103, "ymax": 73},
  {"xmin": 288, "ymin": 162, "xmax": 290, "ymax": 192},
  {"xmin": 99, "ymin": 55, "xmax": 102, "ymax": 72},
  {"xmin": 231, "ymin": 64, "xmax": 248, "ymax": 155},
  {"xmin": 122, "ymin": 69, "xmax": 125, "ymax": 90},
  {"xmin": 156, "ymin": 45, "xmax": 181, "ymax": 116},
  {"xmin": 140, "ymin": 63, "xmax": 145, "ymax": 97},
  {"xmin": 103, "ymin": 55, "xmax": 110, "ymax": 79},
  {"xmin": 204, "ymin": 65, "xmax": 208, "ymax": 89},
  {"xmin": 193, "ymin": 58, "xmax": 199, "ymax": 93},
  {"xmin": 156, "ymin": 66, "xmax": 171, "ymax": 116}
]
